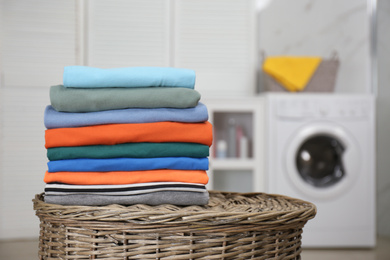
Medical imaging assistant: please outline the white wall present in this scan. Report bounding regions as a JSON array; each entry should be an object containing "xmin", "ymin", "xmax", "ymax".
[
  {"xmin": 376, "ymin": 0, "xmax": 390, "ymax": 238},
  {"xmin": 258, "ymin": 0, "xmax": 371, "ymax": 94}
]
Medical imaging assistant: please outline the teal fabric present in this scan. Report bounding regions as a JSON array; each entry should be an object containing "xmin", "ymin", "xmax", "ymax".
[
  {"xmin": 63, "ymin": 66, "xmax": 196, "ymax": 89},
  {"xmin": 47, "ymin": 142, "xmax": 210, "ymax": 161},
  {"xmin": 50, "ymin": 85, "xmax": 201, "ymax": 112}
]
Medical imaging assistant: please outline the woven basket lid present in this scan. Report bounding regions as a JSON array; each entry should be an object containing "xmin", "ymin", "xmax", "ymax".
[{"xmin": 33, "ymin": 191, "xmax": 316, "ymax": 228}]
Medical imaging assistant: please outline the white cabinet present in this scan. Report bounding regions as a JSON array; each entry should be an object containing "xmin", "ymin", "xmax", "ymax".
[{"xmin": 203, "ymin": 97, "xmax": 266, "ymax": 193}]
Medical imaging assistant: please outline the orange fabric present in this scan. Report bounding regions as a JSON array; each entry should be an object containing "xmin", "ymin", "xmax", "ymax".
[
  {"xmin": 45, "ymin": 121, "xmax": 213, "ymax": 148},
  {"xmin": 44, "ymin": 169, "xmax": 209, "ymax": 185}
]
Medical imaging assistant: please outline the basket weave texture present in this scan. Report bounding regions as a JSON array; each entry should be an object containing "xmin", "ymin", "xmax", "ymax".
[{"xmin": 33, "ymin": 191, "xmax": 316, "ymax": 259}]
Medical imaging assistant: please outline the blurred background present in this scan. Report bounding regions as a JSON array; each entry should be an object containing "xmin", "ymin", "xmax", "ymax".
[{"xmin": 0, "ymin": 0, "xmax": 389, "ymax": 254}]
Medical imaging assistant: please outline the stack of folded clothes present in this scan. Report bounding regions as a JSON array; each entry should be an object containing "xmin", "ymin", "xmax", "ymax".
[{"xmin": 43, "ymin": 66, "xmax": 213, "ymax": 206}]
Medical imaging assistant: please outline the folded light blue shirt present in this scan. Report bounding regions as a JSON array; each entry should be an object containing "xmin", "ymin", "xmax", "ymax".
[
  {"xmin": 47, "ymin": 157, "xmax": 209, "ymax": 172},
  {"xmin": 63, "ymin": 66, "xmax": 196, "ymax": 89},
  {"xmin": 44, "ymin": 103, "xmax": 208, "ymax": 129}
]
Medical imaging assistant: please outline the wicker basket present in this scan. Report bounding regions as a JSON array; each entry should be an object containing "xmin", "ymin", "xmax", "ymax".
[{"xmin": 33, "ymin": 191, "xmax": 316, "ymax": 259}]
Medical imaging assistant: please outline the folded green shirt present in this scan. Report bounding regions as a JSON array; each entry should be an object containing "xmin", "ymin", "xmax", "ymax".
[
  {"xmin": 47, "ymin": 142, "xmax": 210, "ymax": 161},
  {"xmin": 50, "ymin": 85, "xmax": 201, "ymax": 112}
]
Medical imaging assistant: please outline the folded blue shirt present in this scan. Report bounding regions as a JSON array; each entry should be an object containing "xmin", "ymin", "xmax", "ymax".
[
  {"xmin": 44, "ymin": 103, "xmax": 208, "ymax": 129},
  {"xmin": 63, "ymin": 66, "xmax": 196, "ymax": 89},
  {"xmin": 47, "ymin": 157, "xmax": 209, "ymax": 172}
]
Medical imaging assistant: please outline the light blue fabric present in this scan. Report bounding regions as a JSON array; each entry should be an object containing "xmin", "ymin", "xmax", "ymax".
[
  {"xmin": 63, "ymin": 66, "xmax": 196, "ymax": 89},
  {"xmin": 47, "ymin": 157, "xmax": 209, "ymax": 172},
  {"xmin": 44, "ymin": 103, "xmax": 208, "ymax": 129}
]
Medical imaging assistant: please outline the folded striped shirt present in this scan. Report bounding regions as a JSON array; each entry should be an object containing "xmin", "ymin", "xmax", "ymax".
[
  {"xmin": 47, "ymin": 157, "xmax": 209, "ymax": 172},
  {"xmin": 45, "ymin": 182, "xmax": 207, "ymax": 196}
]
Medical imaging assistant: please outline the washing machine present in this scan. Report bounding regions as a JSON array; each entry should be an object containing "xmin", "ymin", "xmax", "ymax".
[{"xmin": 265, "ymin": 93, "xmax": 376, "ymax": 248}]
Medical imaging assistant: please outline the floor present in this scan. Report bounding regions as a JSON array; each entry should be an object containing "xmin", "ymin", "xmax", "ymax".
[{"xmin": 0, "ymin": 237, "xmax": 389, "ymax": 260}]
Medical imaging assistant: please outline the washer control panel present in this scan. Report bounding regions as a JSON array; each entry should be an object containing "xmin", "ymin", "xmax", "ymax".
[{"xmin": 276, "ymin": 96, "xmax": 372, "ymax": 119}]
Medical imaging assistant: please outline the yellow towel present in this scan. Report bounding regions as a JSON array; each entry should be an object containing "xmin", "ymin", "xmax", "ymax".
[{"xmin": 263, "ymin": 56, "xmax": 322, "ymax": 92}]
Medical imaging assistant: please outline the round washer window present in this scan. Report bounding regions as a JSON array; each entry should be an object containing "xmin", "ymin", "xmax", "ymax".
[{"xmin": 296, "ymin": 135, "xmax": 345, "ymax": 188}]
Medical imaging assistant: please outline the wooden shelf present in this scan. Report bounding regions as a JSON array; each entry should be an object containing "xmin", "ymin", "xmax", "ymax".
[
  {"xmin": 209, "ymin": 158, "xmax": 255, "ymax": 170},
  {"xmin": 204, "ymin": 97, "xmax": 266, "ymax": 192}
]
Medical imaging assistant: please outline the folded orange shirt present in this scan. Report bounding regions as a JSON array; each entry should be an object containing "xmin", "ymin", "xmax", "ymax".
[
  {"xmin": 45, "ymin": 121, "xmax": 213, "ymax": 148},
  {"xmin": 44, "ymin": 169, "xmax": 209, "ymax": 185}
]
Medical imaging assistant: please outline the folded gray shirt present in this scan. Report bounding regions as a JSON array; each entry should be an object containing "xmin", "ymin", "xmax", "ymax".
[{"xmin": 44, "ymin": 190, "xmax": 209, "ymax": 206}]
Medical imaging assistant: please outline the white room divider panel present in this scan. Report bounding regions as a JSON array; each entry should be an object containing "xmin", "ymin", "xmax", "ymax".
[
  {"xmin": 86, "ymin": 0, "xmax": 257, "ymax": 98},
  {"xmin": 173, "ymin": 0, "xmax": 258, "ymax": 98},
  {"xmin": 0, "ymin": 0, "xmax": 79, "ymax": 239},
  {"xmin": 86, "ymin": 0, "xmax": 172, "ymax": 68}
]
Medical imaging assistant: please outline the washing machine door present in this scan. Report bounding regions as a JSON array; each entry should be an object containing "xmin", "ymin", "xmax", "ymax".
[
  {"xmin": 296, "ymin": 135, "xmax": 345, "ymax": 188},
  {"xmin": 285, "ymin": 123, "xmax": 360, "ymax": 199}
]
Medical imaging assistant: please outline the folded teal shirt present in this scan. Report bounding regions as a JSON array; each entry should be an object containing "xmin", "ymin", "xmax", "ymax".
[
  {"xmin": 63, "ymin": 66, "xmax": 196, "ymax": 89},
  {"xmin": 47, "ymin": 157, "xmax": 209, "ymax": 172},
  {"xmin": 47, "ymin": 142, "xmax": 210, "ymax": 161}
]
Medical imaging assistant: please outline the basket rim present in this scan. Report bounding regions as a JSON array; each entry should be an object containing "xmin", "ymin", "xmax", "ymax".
[{"xmin": 33, "ymin": 191, "xmax": 316, "ymax": 226}]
